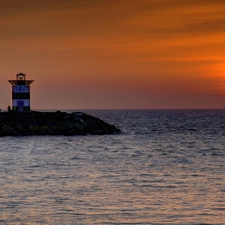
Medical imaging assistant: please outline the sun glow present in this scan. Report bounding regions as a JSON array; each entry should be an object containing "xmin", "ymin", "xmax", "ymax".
[{"xmin": 1, "ymin": 0, "xmax": 225, "ymax": 109}]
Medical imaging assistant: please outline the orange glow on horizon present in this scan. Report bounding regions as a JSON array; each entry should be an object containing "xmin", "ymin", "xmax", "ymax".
[{"xmin": 1, "ymin": 0, "xmax": 225, "ymax": 109}]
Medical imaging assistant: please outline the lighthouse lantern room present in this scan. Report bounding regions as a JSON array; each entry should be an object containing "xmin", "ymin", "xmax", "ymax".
[{"xmin": 8, "ymin": 72, "xmax": 34, "ymax": 112}]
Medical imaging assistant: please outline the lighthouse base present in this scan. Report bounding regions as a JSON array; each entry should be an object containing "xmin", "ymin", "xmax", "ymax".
[
  {"xmin": 12, "ymin": 100, "xmax": 31, "ymax": 112},
  {"xmin": 12, "ymin": 106, "xmax": 31, "ymax": 112}
]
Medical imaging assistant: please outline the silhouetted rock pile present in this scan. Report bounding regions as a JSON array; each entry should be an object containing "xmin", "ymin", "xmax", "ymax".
[{"xmin": 0, "ymin": 111, "xmax": 121, "ymax": 136}]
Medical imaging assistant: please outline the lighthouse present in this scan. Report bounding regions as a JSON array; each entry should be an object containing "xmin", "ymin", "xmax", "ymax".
[{"xmin": 8, "ymin": 72, "xmax": 34, "ymax": 112}]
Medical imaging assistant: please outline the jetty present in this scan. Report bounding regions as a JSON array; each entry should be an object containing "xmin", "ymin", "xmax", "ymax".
[{"xmin": 0, "ymin": 110, "xmax": 121, "ymax": 136}]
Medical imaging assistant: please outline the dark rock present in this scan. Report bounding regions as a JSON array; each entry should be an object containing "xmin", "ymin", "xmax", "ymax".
[{"xmin": 0, "ymin": 111, "xmax": 121, "ymax": 136}]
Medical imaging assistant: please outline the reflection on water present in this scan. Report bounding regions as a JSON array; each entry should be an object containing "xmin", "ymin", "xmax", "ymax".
[{"xmin": 0, "ymin": 110, "xmax": 225, "ymax": 224}]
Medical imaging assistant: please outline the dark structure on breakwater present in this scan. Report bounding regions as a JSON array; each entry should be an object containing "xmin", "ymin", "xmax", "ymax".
[
  {"xmin": 0, "ymin": 111, "xmax": 121, "ymax": 136},
  {"xmin": 8, "ymin": 72, "xmax": 34, "ymax": 112}
]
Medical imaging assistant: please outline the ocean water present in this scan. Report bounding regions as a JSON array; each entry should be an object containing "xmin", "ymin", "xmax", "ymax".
[{"xmin": 0, "ymin": 109, "xmax": 225, "ymax": 225}]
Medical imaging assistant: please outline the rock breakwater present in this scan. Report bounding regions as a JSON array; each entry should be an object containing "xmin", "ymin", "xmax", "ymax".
[{"xmin": 0, "ymin": 111, "xmax": 121, "ymax": 136}]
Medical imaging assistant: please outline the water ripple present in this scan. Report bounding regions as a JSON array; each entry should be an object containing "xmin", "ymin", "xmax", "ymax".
[{"xmin": 0, "ymin": 110, "xmax": 225, "ymax": 224}]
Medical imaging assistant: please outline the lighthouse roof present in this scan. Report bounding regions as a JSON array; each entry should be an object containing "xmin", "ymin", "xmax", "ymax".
[{"xmin": 8, "ymin": 72, "xmax": 34, "ymax": 86}]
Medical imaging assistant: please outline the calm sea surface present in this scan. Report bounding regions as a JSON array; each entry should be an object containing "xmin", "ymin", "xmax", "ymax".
[{"xmin": 0, "ymin": 109, "xmax": 225, "ymax": 225}]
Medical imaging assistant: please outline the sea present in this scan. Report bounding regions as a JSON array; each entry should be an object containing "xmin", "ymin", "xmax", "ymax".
[{"xmin": 0, "ymin": 109, "xmax": 225, "ymax": 225}]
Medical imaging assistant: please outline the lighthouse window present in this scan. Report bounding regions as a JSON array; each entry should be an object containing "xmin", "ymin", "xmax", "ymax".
[{"xmin": 13, "ymin": 86, "xmax": 30, "ymax": 92}]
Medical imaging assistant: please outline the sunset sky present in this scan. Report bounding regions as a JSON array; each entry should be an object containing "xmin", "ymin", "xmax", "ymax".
[{"xmin": 1, "ymin": 0, "xmax": 225, "ymax": 109}]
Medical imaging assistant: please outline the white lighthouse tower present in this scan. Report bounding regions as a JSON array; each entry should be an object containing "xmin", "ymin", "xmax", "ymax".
[{"xmin": 8, "ymin": 72, "xmax": 34, "ymax": 112}]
